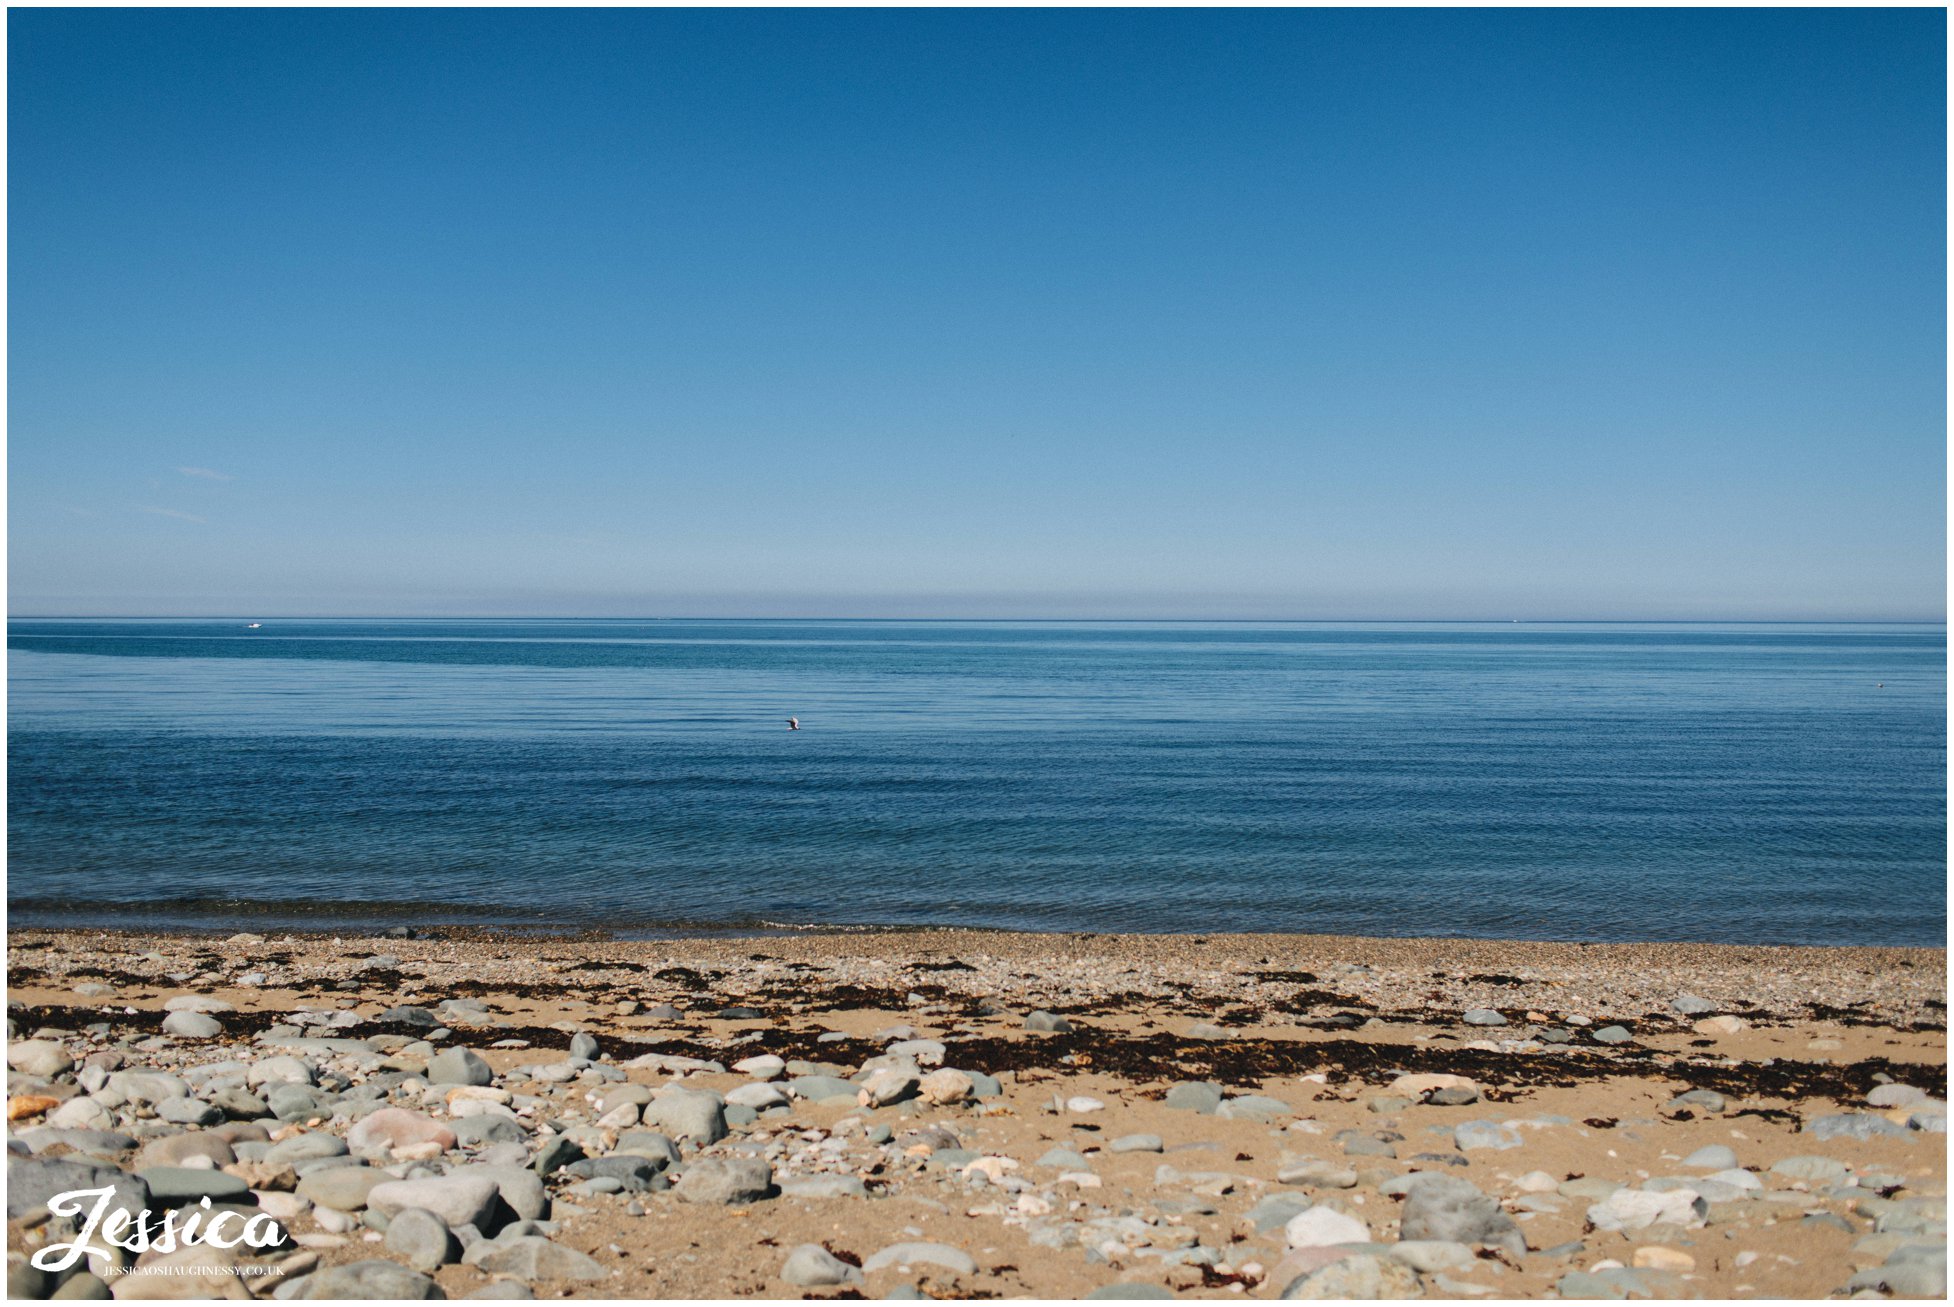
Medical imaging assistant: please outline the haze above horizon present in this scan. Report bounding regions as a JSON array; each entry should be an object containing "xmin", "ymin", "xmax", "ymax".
[{"xmin": 9, "ymin": 9, "xmax": 1946, "ymax": 621}]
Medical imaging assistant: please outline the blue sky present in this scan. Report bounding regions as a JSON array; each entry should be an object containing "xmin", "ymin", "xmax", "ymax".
[{"xmin": 9, "ymin": 8, "xmax": 1945, "ymax": 619}]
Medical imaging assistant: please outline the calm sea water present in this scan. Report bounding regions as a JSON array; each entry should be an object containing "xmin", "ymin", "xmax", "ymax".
[{"xmin": 6, "ymin": 619, "xmax": 1945, "ymax": 945}]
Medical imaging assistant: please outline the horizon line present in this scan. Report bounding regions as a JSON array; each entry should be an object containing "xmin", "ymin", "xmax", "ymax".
[{"xmin": 7, "ymin": 614, "xmax": 1948, "ymax": 626}]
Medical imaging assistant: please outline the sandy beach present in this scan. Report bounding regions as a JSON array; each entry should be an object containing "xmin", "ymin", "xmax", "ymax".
[{"xmin": 6, "ymin": 926, "xmax": 1946, "ymax": 1299}]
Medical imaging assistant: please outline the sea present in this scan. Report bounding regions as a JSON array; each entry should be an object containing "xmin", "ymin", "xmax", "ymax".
[{"xmin": 6, "ymin": 619, "xmax": 1945, "ymax": 946}]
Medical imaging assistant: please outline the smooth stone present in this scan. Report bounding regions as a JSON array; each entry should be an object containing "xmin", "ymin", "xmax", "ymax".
[
  {"xmin": 367, "ymin": 1175, "xmax": 501, "ymax": 1230},
  {"xmin": 1398, "ymin": 1172, "xmax": 1526, "ymax": 1256},
  {"xmin": 136, "ymin": 1166, "xmax": 252, "ymax": 1205},
  {"xmin": 613, "ymin": 1132, "xmax": 682, "ymax": 1166},
  {"xmin": 1867, "ymin": 1084, "xmax": 1931, "ymax": 1109},
  {"xmin": 1025, "ymin": 1011, "xmax": 1073, "ymax": 1033},
  {"xmin": 1281, "ymin": 1257, "xmax": 1422, "ymax": 1299},
  {"xmin": 162, "ymin": 1011, "xmax": 224, "ymax": 1038},
  {"xmin": 136, "ymin": 1132, "xmax": 236, "ymax": 1170},
  {"xmin": 1682, "ymin": 1145, "xmax": 1738, "ymax": 1170},
  {"xmin": 1587, "ymin": 1188, "xmax": 1707, "ymax": 1232},
  {"xmin": 348, "ymin": 1108, "xmax": 457, "ymax": 1154},
  {"xmin": 475, "ymin": 1235, "xmax": 607, "ymax": 1281},
  {"xmin": 155, "ymin": 1097, "xmax": 224, "ymax": 1127},
  {"xmin": 1110, "ymin": 1134, "xmax": 1164, "ymax": 1153},
  {"xmin": 457, "ymin": 1165, "xmax": 549, "ymax": 1221},
  {"xmin": 265, "ymin": 1134, "xmax": 349, "ymax": 1166},
  {"xmin": 297, "ymin": 1166, "xmax": 387, "ymax": 1211},
  {"xmin": 1773, "ymin": 1155, "xmax": 1852, "ymax": 1183},
  {"xmin": 674, "ymin": 1157, "xmax": 773, "ymax": 1205},
  {"xmin": 1285, "ymin": 1207, "xmax": 1371, "ymax": 1248},
  {"xmin": 1453, "ymin": 1121, "xmax": 1522, "ymax": 1151},
  {"xmin": 287, "ymin": 1259, "xmax": 442, "ymax": 1299},
  {"xmin": 863, "ymin": 1242, "xmax": 978, "ymax": 1275},
  {"xmin": 1591, "ymin": 1026, "xmax": 1633, "ymax": 1045},
  {"xmin": 1808, "ymin": 1113, "xmax": 1909, "ymax": 1141},
  {"xmin": 1218, "ymin": 1094, "xmax": 1293, "ymax": 1121},
  {"xmin": 9, "ymin": 1041, "xmax": 75, "ymax": 1077},
  {"xmin": 782, "ymin": 1244, "xmax": 865, "ymax": 1287},
  {"xmin": 426, "ymin": 1047, "xmax": 493, "ymax": 1087},
  {"xmin": 454, "ymin": 1116, "xmax": 526, "ymax": 1148},
  {"xmin": 643, "ymin": 1088, "xmax": 727, "ymax": 1145},
  {"xmin": 1163, "ymin": 1082, "xmax": 1224, "ymax": 1114},
  {"xmin": 1460, "ymin": 1009, "xmax": 1507, "ymax": 1026},
  {"xmin": 1246, "ymin": 1194, "xmax": 1313, "ymax": 1233},
  {"xmin": 777, "ymin": 1174, "xmax": 867, "ymax": 1199},
  {"xmin": 1082, "ymin": 1286, "xmax": 1175, "ymax": 1300},
  {"xmin": 7, "ymin": 1157, "xmax": 148, "ymax": 1223},
  {"xmin": 384, "ymin": 1207, "xmax": 459, "ymax": 1272},
  {"xmin": 1671, "ymin": 995, "xmax": 1716, "ymax": 1015},
  {"xmin": 1277, "ymin": 1160, "xmax": 1357, "ymax": 1189}
]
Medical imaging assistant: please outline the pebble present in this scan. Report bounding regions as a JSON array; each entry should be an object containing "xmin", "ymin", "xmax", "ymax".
[
  {"xmin": 1025, "ymin": 1011, "xmax": 1072, "ymax": 1033},
  {"xmin": 1461, "ymin": 1009, "xmax": 1507, "ymax": 1026}
]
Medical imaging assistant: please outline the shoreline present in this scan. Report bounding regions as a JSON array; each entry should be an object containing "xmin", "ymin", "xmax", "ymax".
[
  {"xmin": 9, "ymin": 916, "xmax": 1951, "ymax": 953},
  {"xmin": 7, "ymin": 924, "xmax": 1946, "ymax": 1299}
]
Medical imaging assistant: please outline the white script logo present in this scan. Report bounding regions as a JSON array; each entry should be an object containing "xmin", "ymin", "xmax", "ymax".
[{"xmin": 31, "ymin": 1187, "xmax": 285, "ymax": 1272}]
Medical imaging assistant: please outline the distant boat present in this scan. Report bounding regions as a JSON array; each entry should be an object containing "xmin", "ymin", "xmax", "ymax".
[{"xmin": 245, "ymin": 622, "xmax": 261, "ymax": 629}]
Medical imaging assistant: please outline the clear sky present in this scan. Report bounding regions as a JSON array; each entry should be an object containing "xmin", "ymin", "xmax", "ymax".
[{"xmin": 8, "ymin": 8, "xmax": 1945, "ymax": 620}]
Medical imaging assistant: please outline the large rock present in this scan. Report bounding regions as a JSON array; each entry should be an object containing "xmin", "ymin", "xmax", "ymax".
[
  {"xmin": 426, "ymin": 1048, "xmax": 494, "ymax": 1087},
  {"xmin": 475, "ymin": 1236, "xmax": 607, "ymax": 1281},
  {"xmin": 382, "ymin": 1208, "xmax": 458, "ymax": 1273},
  {"xmin": 674, "ymin": 1158, "xmax": 773, "ymax": 1205},
  {"xmin": 368, "ymin": 1174, "xmax": 501, "ymax": 1230},
  {"xmin": 1398, "ymin": 1173, "xmax": 1525, "ymax": 1256}
]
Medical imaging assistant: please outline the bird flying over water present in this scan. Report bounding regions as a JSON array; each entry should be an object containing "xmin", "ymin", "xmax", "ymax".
[{"xmin": 787, "ymin": 717, "xmax": 800, "ymax": 730}]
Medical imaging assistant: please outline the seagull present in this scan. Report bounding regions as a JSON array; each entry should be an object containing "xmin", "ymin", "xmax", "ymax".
[{"xmin": 787, "ymin": 717, "xmax": 800, "ymax": 730}]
